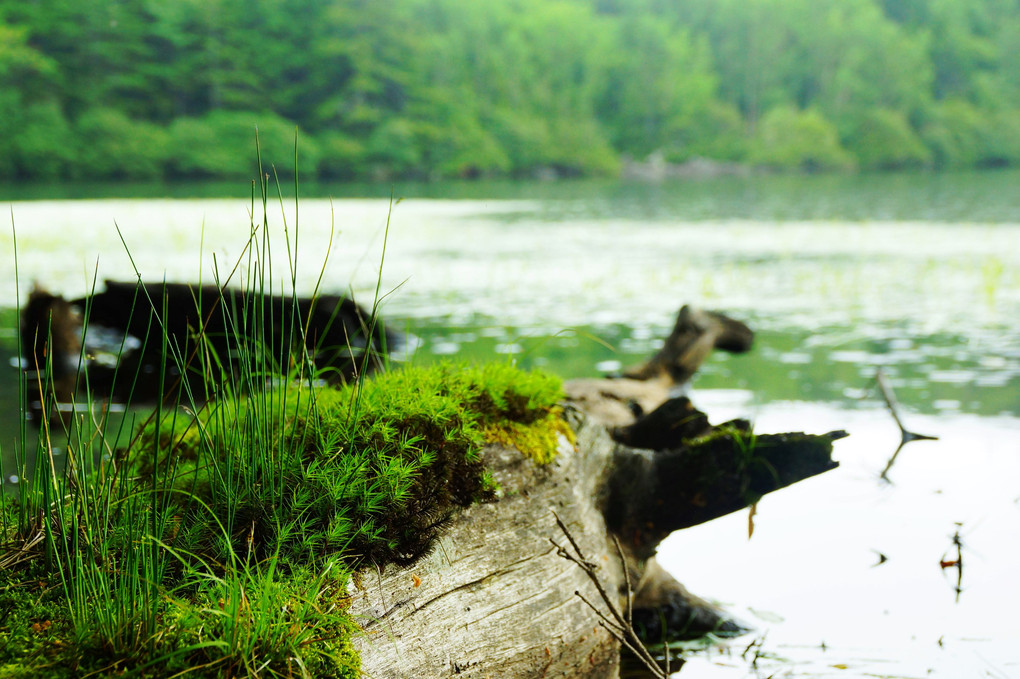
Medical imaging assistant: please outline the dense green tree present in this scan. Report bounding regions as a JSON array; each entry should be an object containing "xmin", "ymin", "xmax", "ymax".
[
  {"xmin": 316, "ymin": 132, "xmax": 367, "ymax": 179},
  {"xmin": 168, "ymin": 110, "xmax": 318, "ymax": 178},
  {"xmin": 843, "ymin": 109, "xmax": 932, "ymax": 169},
  {"xmin": 673, "ymin": 0, "xmax": 933, "ymax": 135},
  {"xmin": 919, "ymin": 98, "xmax": 1020, "ymax": 168},
  {"xmin": 0, "ymin": 20, "xmax": 60, "ymax": 178},
  {"xmin": 12, "ymin": 102, "xmax": 76, "ymax": 179},
  {"xmin": 76, "ymin": 108, "xmax": 169, "ymax": 180},
  {"xmin": 597, "ymin": 13, "xmax": 718, "ymax": 158},
  {"xmin": 3, "ymin": 0, "xmax": 1020, "ymax": 179},
  {"xmin": 750, "ymin": 106, "xmax": 857, "ymax": 171}
]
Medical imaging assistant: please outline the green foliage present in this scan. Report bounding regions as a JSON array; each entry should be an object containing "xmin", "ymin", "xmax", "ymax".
[
  {"xmin": 0, "ymin": 21, "xmax": 57, "ymax": 94},
  {"xmin": 365, "ymin": 117, "xmax": 423, "ymax": 178},
  {"xmin": 0, "ymin": 21, "xmax": 62, "ymax": 179},
  {"xmin": 751, "ymin": 106, "xmax": 857, "ymax": 171},
  {"xmin": 663, "ymin": 100, "xmax": 748, "ymax": 162},
  {"xmin": 921, "ymin": 98, "xmax": 993, "ymax": 168},
  {"xmin": 168, "ymin": 110, "xmax": 317, "ymax": 179},
  {"xmin": 599, "ymin": 16, "xmax": 717, "ymax": 158},
  {"xmin": 161, "ymin": 564, "xmax": 361, "ymax": 679},
  {"xmin": 919, "ymin": 99, "xmax": 1020, "ymax": 168},
  {"xmin": 6, "ymin": 0, "xmax": 1020, "ymax": 176},
  {"xmin": 843, "ymin": 109, "xmax": 932, "ymax": 170},
  {"xmin": 75, "ymin": 107, "xmax": 169, "ymax": 179},
  {"xmin": 317, "ymin": 131, "xmax": 367, "ymax": 179},
  {"xmin": 0, "ymin": 90, "xmax": 19, "ymax": 179},
  {"xmin": 0, "ymin": 555, "xmax": 360, "ymax": 678},
  {"xmin": 10, "ymin": 102, "xmax": 75, "ymax": 179},
  {"xmin": 981, "ymin": 109, "xmax": 1020, "ymax": 166}
]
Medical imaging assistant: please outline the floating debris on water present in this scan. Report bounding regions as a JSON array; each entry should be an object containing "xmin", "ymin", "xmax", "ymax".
[{"xmin": 942, "ymin": 522, "xmax": 966, "ymax": 603}]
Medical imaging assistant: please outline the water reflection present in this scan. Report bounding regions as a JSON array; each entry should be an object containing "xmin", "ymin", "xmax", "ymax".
[{"xmin": 654, "ymin": 403, "xmax": 1020, "ymax": 679}]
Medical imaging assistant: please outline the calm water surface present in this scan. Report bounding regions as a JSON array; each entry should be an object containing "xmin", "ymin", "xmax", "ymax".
[{"xmin": 1, "ymin": 172, "xmax": 1018, "ymax": 677}]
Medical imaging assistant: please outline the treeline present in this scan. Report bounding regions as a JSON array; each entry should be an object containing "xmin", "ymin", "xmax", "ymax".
[{"xmin": 2, "ymin": 0, "xmax": 1020, "ymax": 181}]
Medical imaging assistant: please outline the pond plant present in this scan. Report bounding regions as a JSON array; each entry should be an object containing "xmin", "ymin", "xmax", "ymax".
[{"xmin": 0, "ymin": 166, "xmax": 568, "ymax": 677}]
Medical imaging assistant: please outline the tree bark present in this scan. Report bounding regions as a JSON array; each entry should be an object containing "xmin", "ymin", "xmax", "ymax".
[
  {"xmin": 349, "ymin": 307, "xmax": 845, "ymax": 678},
  {"xmin": 351, "ymin": 413, "xmax": 624, "ymax": 678}
]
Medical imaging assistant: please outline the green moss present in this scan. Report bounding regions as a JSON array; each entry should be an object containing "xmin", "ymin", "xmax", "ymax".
[
  {"xmin": 125, "ymin": 361, "xmax": 564, "ymax": 568},
  {"xmin": 483, "ymin": 406, "xmax": 575, "ymax": 465},
  {"xmin": 0, "ymin": 565, "xmax": 79, "ymax": 679}
]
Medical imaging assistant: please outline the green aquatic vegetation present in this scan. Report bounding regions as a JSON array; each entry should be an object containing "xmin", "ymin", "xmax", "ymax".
[{"xmin": 981, "ymin": 255, "xmax": 1004, "ymax": 309}]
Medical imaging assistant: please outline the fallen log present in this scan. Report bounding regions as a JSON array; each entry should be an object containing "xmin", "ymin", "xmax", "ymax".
[
  {"xmin": 349, "ymin": 306, "xmax": 844, "ymax": 677},
  {"xmin": 19, "ymin": 280, "xmax": 393, "ymax": 422}
]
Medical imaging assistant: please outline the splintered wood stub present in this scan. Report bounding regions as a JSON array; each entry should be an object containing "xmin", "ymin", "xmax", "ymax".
[{"xmin": 623, "ymin": 306, "xmax": 753, "ymax": 385}]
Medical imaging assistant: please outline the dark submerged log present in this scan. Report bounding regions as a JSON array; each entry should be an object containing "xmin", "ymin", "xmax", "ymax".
[
  {"xmin": 349, "ymin": 305, "xmax": 844, "ymax": 677},
  {"xmin": 19, "ymin": 288, "xmax": 82, "ymax": 410},
  {"xmin": 19, "ymin": 280, "xmax": 393, "ymax": 420}
]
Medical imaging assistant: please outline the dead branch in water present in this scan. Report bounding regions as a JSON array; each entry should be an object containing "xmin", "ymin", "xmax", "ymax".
[{"xmin": 876, "ymin": 369, "xmax": 939, "ymax": 481}]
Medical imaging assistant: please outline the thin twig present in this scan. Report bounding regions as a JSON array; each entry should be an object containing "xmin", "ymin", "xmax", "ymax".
[
  {"xmin": 551, "ymin": 512, "xmax": 668, "ymax": 678},
  {"xmin": 611, "ymin": 534, "xmax": 670, "ymax": 674},
  {"xmin": 612, "ymin": 536, "xmax": 633, "ymax": 628}
]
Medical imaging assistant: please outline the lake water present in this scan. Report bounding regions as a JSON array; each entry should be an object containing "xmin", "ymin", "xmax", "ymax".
[{"xmin": 1, "ymin": 171, "xmax": 1018, "ymax": 677}]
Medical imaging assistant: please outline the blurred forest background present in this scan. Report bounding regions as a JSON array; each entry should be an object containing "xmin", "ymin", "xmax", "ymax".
[{"xmin": 2, "ymin": 0, "xmax": 1020, "ymax": 182}]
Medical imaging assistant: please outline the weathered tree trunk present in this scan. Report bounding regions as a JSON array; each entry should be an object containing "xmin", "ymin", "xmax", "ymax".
[
  {"xmin": 349, "ymin": 307, "xmax": 845, "ymax": 678},
  {"xmin": 351, "ymin": 412, "xmax": 624, "ymax": 678}
]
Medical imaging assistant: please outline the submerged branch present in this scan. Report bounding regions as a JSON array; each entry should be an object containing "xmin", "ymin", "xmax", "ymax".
[{"xmin": 876, "ymin": 369, "xmax": 938, "ymax": 481}]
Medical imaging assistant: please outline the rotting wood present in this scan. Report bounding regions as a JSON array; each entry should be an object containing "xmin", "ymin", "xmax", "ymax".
[{"xmin": 350, "ymin": 305, "xmax": 845, "ymax": 678}]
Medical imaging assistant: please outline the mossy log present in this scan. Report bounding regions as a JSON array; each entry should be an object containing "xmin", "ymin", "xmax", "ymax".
[{"xmin": 348, "ymin": 307, "xmax": 844, "ymax": 678}]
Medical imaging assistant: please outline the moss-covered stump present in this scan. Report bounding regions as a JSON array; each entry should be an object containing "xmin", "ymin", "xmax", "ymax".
[{"xmin": 347, "ymin": 307, "xmax": 845, "ymax": 677}]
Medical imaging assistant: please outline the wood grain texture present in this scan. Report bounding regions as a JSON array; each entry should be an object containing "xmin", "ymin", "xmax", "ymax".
[{"xmin": 351, "ymin": 412, "xmax": 623, "ymax": 679}]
